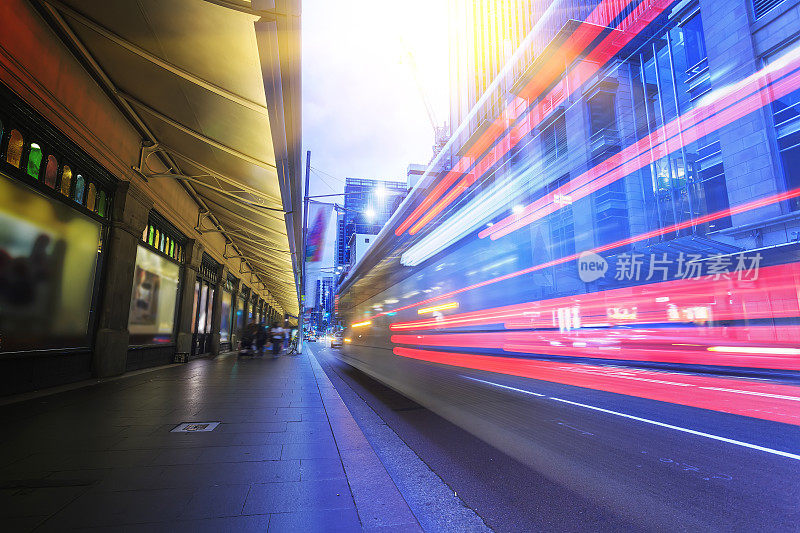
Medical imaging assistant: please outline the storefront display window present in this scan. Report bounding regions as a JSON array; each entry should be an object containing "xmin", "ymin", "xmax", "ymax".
[
  {"xmin": 0, "ymin": 173, "xmax": 101, "ymax": 351},
  {"xmin": 220, "ymin": 290, "xmax": 232, "ymax": 342},
  {"xmin": 128, "ymin": 245, "xmax": 180, "ymax": 344}
]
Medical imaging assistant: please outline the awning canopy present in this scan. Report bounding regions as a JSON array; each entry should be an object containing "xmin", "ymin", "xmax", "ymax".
[{"xmin": 36, "ymin": 0, "xmax": 302, "ymax": 314}]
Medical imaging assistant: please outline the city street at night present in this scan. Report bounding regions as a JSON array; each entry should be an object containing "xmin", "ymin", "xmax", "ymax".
[{"xmin": 2, "ymin": 0, "xmax": 800, "ymax": 530}]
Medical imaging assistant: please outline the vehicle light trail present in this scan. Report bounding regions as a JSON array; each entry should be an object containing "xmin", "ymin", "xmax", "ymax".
[
  {"xmin": 376, "ymin": 186, "xmax": 800, "ymax": 323},
  {"xmin": 393, "ymin": 347, "xmax": 800, "ymax": 425},
  {"xmin": 406, "ymin": 0, "xmax": 676, "ymax": 235},
  {"xmin": 391, "ymin": 325, "xmax": 800, "ymax": 371},
  {"xmin": 395, "ymin": 0, "xmax": 645, "ymax": 236},
  {"xmin": 481, "ymin": 48, "xmax": 800, "ymax": 240}
]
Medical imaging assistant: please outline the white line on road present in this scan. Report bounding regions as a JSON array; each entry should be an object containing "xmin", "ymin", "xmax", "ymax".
[
  {"xmin": 463, "ymin": 376, "xmax": 546, "ymax": 396},
  {"xmin": 462, "ymin": 375, "xmax": 800, "ymax": 461},
  {"xmin": 549, "ymin": 397, "xmax": 800, "ymax": 461}
]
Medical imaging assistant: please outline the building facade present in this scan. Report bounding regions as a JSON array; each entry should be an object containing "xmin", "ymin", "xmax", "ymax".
[
  {"xmin": 0, "ymin": 0, "xmax": 301, "ymax": 395},
  {"xmin": 439, "ymin": 0, "xmax": 800, "ymax": 301},
  {"xmin": 335, "ymin": 178, "xmax": 407, "ymax": 268}
]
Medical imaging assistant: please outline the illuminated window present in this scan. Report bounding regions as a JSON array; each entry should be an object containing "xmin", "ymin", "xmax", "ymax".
[
  {"xmin": 6, "ymin": 129, "xmax": 23, "ymax": 167},
  {"xmin": 60, "ymin": 165, "xmax": 73, "ymax": 196},
  {"xmin": 73, "ymin": 174, "xmax": 85, "ymax": 204},
  {"xmin": 44, "ymin": 155, "xmax": 58, "ymax": 188},
  {"xmin": 27, "ymin": 143, "xmax": 42, "ymax": 178},
  {"xmin": 86, "ymin": 182, "xmax": 97, "ymax": 212}
]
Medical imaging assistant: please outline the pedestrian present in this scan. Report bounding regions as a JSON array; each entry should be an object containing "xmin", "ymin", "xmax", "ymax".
[
  {"xmin": 270, "ymin": 321, "xmax": 284, "ymax": 357},
  {"xmin": 254, "ymin": 322, "xmax": 268, "ymax": 358},
  {"xmin": 239, "ymin": 320, "xmax": 257, "ymax": 356}
]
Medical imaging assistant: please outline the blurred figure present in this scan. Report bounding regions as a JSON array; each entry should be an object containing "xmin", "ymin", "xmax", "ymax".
[
  {"xmin": 254, "ymin": 322, "xmax": 268, "ymax": 358},
  {"xmin": 270, "ymin": 321, "xmax": 285, "ymax": 357},
  {"xmin": 239, "ymin": 320, "xmax": 257, "ymax": 356}
]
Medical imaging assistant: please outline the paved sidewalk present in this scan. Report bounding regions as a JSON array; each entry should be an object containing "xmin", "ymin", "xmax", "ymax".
[{"xmin": 0, "ymin": 349, "xmax": 420, "ymax": 532}]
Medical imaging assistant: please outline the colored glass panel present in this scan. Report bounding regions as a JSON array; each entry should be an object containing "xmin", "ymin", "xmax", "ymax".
[
  {"xmin": 6, "ymin": 130, "xmax": 23, "ymax": 168},
  {"xmin": 44, "ymin": 155, "xmax": 57, "ymax": 188},
  {"xmin": 26, "ymin": 143, "xmax": 42, "ymax": 179}
]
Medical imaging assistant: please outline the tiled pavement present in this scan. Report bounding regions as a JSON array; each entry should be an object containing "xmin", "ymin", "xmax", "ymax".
[{"xmin": 0, "ymin": 349, "xmax": 421, "ymax": 532}]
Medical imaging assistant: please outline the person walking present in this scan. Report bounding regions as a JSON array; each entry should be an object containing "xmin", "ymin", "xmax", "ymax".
[
  {"xmin": 254, "ymin": 322, "xmax": 268, "ymax": 358},
  {"xmin": 270, "ymin": 321, "xmax": 284, "ymax": 357},
  {"xmin": 239, "ymin": 320, "xmax": 257, "ymax": 356}
]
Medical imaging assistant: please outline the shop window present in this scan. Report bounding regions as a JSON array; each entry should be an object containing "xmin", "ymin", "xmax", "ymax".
[
  {"xmin": 6, "ymin": 129, "xmax": 23, "ymax": 167},
  {"xmin": 27, "ymin": 143, "xmax": 43, "ymax": 179},
  {"xmin": 60, "ymin": 165, "xmax": 72, "ymax": 196},
  {"xmin": 86, "ymin": 182, "xmax": 97, "ymax": 212},
  {"xmin": 128, "ymin": 244, "xmax": 181, "ymax": 345},
  {"xmin": 73, "ymin": 174, "xmax": 85, "ymax": 204},
  {"xmin": 44, "ymin": 155, "xmax": 58, "ymax": 188},
  {"xmin": 0, "ymin": 174, "xmax": 102, "ymax": 351}
]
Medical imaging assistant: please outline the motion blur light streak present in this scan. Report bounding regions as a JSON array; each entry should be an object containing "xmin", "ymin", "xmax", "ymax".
[
  {"xmin": 337, "ymin": 1, "xmax": 800, "ymax": 526},
  {"xmin": 351, "ymin": 320, "xmax": 372, "ymax": 328},
  {"xmin": 482, "ymin": 47, "xmax": 800, "ymax": 240},
  {"xmin": 417, "ymin": 302, "xmax": 459, "ymax": 314},
  {"xmin": 392, "ymin": 347, "xmax": 800, "ymax": 425},
  {"xmin": 404, "ymin": 0, "xmax": 673, "ymax": 235}
]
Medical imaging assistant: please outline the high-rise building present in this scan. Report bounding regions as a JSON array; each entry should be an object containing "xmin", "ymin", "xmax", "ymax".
[
  {"xmin": 335, "ymin": 178, "xmax": 407, "ymax": 268},
  {"xmin": 438, "ymin": 0, "xmax": 800, "ymax": 300},
  {"xmin": 313, "ymin": 276, "xmax": 335, "ymax": 330}
]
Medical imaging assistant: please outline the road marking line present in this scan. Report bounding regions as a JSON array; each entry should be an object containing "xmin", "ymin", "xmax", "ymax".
[
  {"xmin": 463, "ymin": 376, "xmax": 546, "ymax": 396},
  {"xmin": 463, "ymin": 375, "xmax": 800, "ymax": 461},
  {"xmin": 549, "ymin": 397, "xmax": 800, "ymax": 461}
]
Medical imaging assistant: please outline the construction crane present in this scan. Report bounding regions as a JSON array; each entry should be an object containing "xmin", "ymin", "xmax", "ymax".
[{"xmin": 401, "ymin": 41, "xmax": 449, "ymax": 157}]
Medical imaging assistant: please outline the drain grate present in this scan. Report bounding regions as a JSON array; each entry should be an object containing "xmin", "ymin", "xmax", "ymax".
[{"xmin": 171, "ymin": 422, "xmax": 220, "ymax": 433}]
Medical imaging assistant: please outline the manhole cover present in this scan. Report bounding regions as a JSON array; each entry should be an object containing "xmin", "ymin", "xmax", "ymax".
[{"xmin": 171, "ymin": 422, "xmax": 220, "ymax": 433}]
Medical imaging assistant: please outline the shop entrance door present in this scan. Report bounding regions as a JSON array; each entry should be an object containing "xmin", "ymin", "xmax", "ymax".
[{"xmin": 191, "ymin": 277, "xmax": 215, "ymax": 357}]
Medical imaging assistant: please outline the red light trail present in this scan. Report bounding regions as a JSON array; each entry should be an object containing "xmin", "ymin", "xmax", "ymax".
[{"xmin": 393, "ymin": 347, "xmax": 800, "ymax": 426}]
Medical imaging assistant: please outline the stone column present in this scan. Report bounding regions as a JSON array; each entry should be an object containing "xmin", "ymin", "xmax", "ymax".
[
  {"xmin": 209, "ymin": 265, "xmax": 225, "ymax": 356},
  {"xmin": 93, "ymin": 182, "xmax": 153, "ymax": 378},
  {"xmin": 174, "ymin": 239, "xmax": 203, "ymax": 362},
  {"xmin": 229, "ymin": 277, "xmax": 240, "ymax": 350}
]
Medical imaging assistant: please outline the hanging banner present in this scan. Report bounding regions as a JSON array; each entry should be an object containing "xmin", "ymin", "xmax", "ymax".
[{"xmin": 305, "ymin": 203, "xmax": 333, "ymax": 262}]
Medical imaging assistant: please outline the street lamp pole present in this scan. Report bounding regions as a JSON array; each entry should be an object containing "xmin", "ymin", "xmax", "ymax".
[{"xmin": 300, "ymin": 150, "xmax": 311, "ymax": 352}]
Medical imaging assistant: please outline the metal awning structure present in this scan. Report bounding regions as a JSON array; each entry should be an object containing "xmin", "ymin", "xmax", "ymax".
[{"xmin": 34, "ymin": 0, "xmax": 302, "ymax": 315}]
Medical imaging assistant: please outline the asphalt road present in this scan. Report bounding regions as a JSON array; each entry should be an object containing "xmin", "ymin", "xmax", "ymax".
[{"xmin": 308, "ymin": 342, "xmax": 800, "ymax": 532}]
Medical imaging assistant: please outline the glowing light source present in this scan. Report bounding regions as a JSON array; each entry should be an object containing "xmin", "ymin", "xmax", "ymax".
[
  {"xmin": 708, "ymin": 346, "xmax": 800, "ymax": 355},
  {"xmin": 365, "ymin": 207, "xmax": 376, "ymax": 220},
  {"xmin": 344, "ymin": 338, "xmax": 352, "ymax": 343},
  {"xmin": 512, "ymin": 204, "xmax": 524, "ymax": 214},
  {"xmin": 417, "ymin": 302, "xmax": 459, "ymax": 314},
  {"xmin": 351, "ymin": 320, "xmax": 372, "ymax": 328}
]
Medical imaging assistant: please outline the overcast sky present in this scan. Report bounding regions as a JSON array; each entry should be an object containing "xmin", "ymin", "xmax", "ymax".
[{"xmin": 301, "ymin": 0, "xmax": 449, "ymax": 297}]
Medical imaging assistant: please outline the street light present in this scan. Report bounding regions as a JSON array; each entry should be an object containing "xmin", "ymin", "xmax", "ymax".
[{"xmin": 365, "ymin": 207, "xmax": 376, "ymax": 220}]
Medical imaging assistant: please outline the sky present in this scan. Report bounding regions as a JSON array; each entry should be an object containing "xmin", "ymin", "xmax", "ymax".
[{"xmin": 301, "ymin": 0, "xmax": 450, "ymax": 301}]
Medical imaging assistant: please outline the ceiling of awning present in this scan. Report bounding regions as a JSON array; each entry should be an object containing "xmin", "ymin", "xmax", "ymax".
[{"xmin": 36, "ymin": 0, "xmax": 302, "ymax": 314}]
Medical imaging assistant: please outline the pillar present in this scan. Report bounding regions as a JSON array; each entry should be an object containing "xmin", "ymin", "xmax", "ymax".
[
  {"xmin": 209, "ymin": 265, "xmax": 225, "ymax": 356},
  {"xmin": 93, "ymin": 182, "xmax": 153, "ymax": 378},
  {"xmin": 175, "ymin": 239, "xmax": 203, "ymax": 362},
  {"xmin": 229, "ymin": 276, "xmax": 240, "ymax": 351}
]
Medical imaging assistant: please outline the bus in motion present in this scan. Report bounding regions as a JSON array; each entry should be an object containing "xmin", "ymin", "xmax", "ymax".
[{"xmin": 335, "ymin": 0, "xmax": 800, "ymax": 529}]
